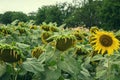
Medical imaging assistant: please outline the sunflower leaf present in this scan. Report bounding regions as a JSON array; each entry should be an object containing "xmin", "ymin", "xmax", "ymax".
[
  {"xmin": 96, "ymin": 69, "xmax": 106, "ymax": 79},
  {"xmin": 22, "ymin": 58, "xmax": 44, "ymax": 74},
  {"xmin": 91, "ymin": 54, "xmax": 105, "ymax": 61}
]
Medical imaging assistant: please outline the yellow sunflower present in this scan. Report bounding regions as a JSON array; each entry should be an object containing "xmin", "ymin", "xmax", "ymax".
[{"xmin": 90, "ymin": 31, "xmax": 120, "ymax": 55}]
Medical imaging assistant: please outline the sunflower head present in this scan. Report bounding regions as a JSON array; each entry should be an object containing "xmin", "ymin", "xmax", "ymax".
[
  {"xmin": 55, "ymin": 34, "xmax": 76, "ymax": 51},
  {"xmin": 18, "ymin": 22, "xmax": 28, "ymax": 27},
  {"xmin": 75, "ymin": 45, "xmax": 89, "ymax": 56},
  {"xmin": 41, "ymin": 31, "xmax": 53, "ymax": 44},
  {"xmin": 90, "ymin": 26, "xmax": 99, "ymax": 34},
  {"xmin": 50, "ymin": 26, "xmax": 59, "ymax": 32},
  {"xmin": 0, "ymin": 44, "xmax": 23, "ymax": 63},
  {"xmin": 40, "ymin": 25, "xmax": 50, "ymax": 31},
  {"xmin": 72, "ymin": 31, "xmax": 84, "ymax": 42},
  {"xmin": 15, "ymin": 27, "xmax": 27, "ymax": 35},
  {"xmin": 31, "ymin": 46, "xmax": 45, "ymax": 58},
  {"xmin": 90, "ymin": 31, "xmax": 120, "ymax": 55},
  {"xmin": 0, "ymin": 27, "xmax": 12, "ymax": 36},
  {"xmin": 30, "ymin": 25, "xmax": 37, "ymax": 30}
]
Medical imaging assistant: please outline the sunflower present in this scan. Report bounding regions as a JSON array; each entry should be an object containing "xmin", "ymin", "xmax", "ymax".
[
  {"xmin": 90, "ymin": 26, "xmax": 99, "ymax": 34},
  {"xmin": 31, "ymin": 46, "xmax": 45, "ymax": 58},
  {"xmin": 72, "ymin": 31, "xmax": 84, "ymax": 42},
  {"xmin": 0, "ymin": 44, "xmax": 24, "ymax": 63},
  {"xmin": 49, "ymin": 26, "xmax": 59, "ymax": 32},
  {"xmin": 56, "ymin": 34, "xmax": 76, "ymax": 51},
  {"xmin": 90, "ymin": 31, "xmax": 120, "ymax": 55},
  {"xmin": 41, "ymin": 31, "xmax": 53, "ymax": 44},
  {"xmin": 30, "ymin": 25, "xmax": 37, "ymax": 30},
  {"xmin": 75, "ymin": 46, "xmax": 88, "ymax": 56},
  {"xmin": 40, "ymin": 25, "xmax": 50, "ymax": 31}
]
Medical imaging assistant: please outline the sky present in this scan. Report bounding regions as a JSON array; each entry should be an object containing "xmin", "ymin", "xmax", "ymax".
[{"xmin": 0, "ymin": 0, "xmax": 73, "ymax": 14}]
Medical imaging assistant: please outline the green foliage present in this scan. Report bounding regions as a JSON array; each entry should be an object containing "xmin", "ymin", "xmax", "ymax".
[
  {"xmin": 36, "ymin": 5, "xmax": 63, "ymax": 25},
  {"xmin": 0, "ymin": 62, "xmax": 6, "ymax": 77},
  {"xmin": 1, "ymin": 11, "xmax": 13, "ymax": 24},
  {"xmin": 100, "ymin": 0, "xmax": 120, "ymax": 30},
  {"xmin": 12, "ymin": 12, "xmax": 28, "ymax": 22},
  {"xmin": 0, "ymin": 21, "xmax": 120, "ymax": 80},
  {"xmin": 0, "ymin": 11, "xmax": 28, "ymax": 24},
  {"xmin": 0, "ymin": 1, "xmax": 120, "ymax": 79}
]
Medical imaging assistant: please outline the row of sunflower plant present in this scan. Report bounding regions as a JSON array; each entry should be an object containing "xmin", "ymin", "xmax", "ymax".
[{"xmin": 0, "ymin": 20, "xmax": 120, "ymax": 80}]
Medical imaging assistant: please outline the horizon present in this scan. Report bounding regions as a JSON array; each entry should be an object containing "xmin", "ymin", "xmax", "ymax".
[{"xmin": 0, "ymin": 0, "xmax": 73, "ymax": 14}]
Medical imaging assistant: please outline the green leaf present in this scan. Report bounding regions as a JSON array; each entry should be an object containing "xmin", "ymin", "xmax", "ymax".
[
  {"xmin": 22, "ymin": 58, "xmax": 44, "ymax": 74},
  {"xmin": 96, "ymin": 69, "xmax": 106, "ymax": 79},
  {"xmin": 0, "ymin": 63, "xmax": 6, "ymax": 77},
  {"xmin": 44, "ymin": 68, "xmax": 61, "ymax": 80},
  {"xmin": 41, "ymin": 44, "xmax": 55, "ymax": 62},
  {"xmin": 91, "ymin": 54, "xmax": 105, "ymax": 61},
  {"xmin": 16, "ymin": 42, "xmax": 30, "ymax": 49},
  {"xmin": 80, "ymin": 64, "xmax": 91, "ymax": 77},
  {"xmin": 84, "ymin": 57, "xmax": 91, "ymax": 65},
  {"xmin": 58, "ymin": 55, "xmax": 79, "ymax": 76}
]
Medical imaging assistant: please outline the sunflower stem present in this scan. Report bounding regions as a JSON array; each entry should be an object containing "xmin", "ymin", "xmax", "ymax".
[{"xmin": 107, "ymin": 57, "xmax": 111, "ymax": 80}]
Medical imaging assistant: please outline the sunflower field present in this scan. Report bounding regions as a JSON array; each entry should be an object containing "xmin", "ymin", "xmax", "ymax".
[{"xmin": 0, "ymin": 20, "xmax": 120, "ymax": 80}]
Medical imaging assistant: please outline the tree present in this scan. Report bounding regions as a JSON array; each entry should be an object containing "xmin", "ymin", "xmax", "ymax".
[
  {"xmin": 57, "ymin": 2, "xmax": 78, "ymax": 27},
  {"xmin": 12, "ymin": 12, "xmax": 28, "ymax": 22},
  {"xmin": 78, "ymin": 0, "xmax": 102, "ymax": 28},
  {"xmin": 36, "ymin": 6, "xmax": 47, "ymax": 24},
  {"xmin": 36, "ymin": 5, "xmax": 63, "ymax": 25},
  {"xmin": 61, "ymin": 0, "xmax": 102, "ymax": 28},
  {"xmin": 1, "ymin": 11, "xmax": 28, "ymax": 24},
  {"xmin": 28, "ymin": 12, "xmax": 36, "ymax": 20},
  {"xmin": 44, "ymin": 5, "xmax": 63, "ymax": 25},
  {"xmin": 0, "ymin": 14, "xmax": 3, "ymax": 23},
  {"xmin": 1, "ymin": 11, "xmax": 13, "ymax": 24},
  {"xmin": 100, "ymin": 0, "xmax": 120, "ymax": 30}
]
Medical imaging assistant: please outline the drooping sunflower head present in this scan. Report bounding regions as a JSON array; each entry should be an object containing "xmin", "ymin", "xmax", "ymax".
[
  {"xmin": 90, "ymin": 26, "xmax": 99, "ymax": 34},
  {"xmin": 30, "ymin": 25, "xmax": 37, "ymax": 30},
  {"xmin": 31, "ymin": 46, "xmax": 45, "ymax": 59},
  {"xmin": 18, "ymin": 22, "xmax": 28, "ymax": 27},
  {"xmin": 72, "ymin": 30, "xmax": 84, "ymax": 42},
  {"xmin": 55, "ymin": 34, "xmax": 77, "ymax": 51},
  {"xmin": 40, "ymin": 24, "xmax": 50, "ymax": 31},
  {"xmin": 90, "ymin": 31, "xmax": 120, "ymax": 55},
  {"xmin": 15, "ymin": 27, "xmax": 27, "ymax": 35},
  {"xmin": 49, "ymin": 26, "xmax": 59, "ymax": 32},
  {"xmin": 41, "ymin": 31, "xmax": 53, "ymax": 44},
  {"xmin": 75, "ymin": 45, "xmax": 88, "ymax": 56},
  {"xmin": 0, "ymin": 44, "xmax": 23, "ymax": 63},
  {"xmin": 40, "ymin": 22, "xmax": 59, "ymax": 32},
  {"xmin": 0, "ymin": 27, "xmax": 12, "ymax": 36}
]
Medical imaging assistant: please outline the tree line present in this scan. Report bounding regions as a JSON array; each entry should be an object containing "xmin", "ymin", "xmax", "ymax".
[{"xmin": 0, "ymin": 0, "xmax": 119, "ymax": 30}]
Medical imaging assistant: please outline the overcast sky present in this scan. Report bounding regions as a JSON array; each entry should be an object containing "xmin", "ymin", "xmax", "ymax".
[{"xmin": 0, "ymin": 0, "xmax": 73, "ymax": 14}]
